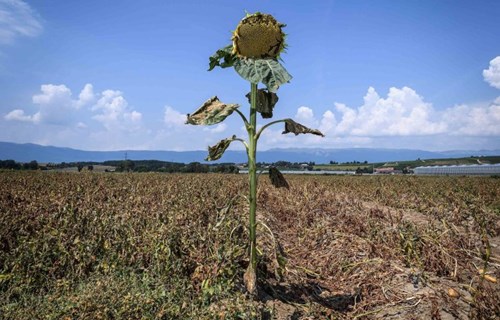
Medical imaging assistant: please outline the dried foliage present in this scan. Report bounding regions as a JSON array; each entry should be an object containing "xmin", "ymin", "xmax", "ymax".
[
  {"xmin": 246, "ymin": 89, "xmax": 279, "ymax": 119},
  {"xmin": 268, "ymin": 167, "xmax": 289, "ymax": 189},
  {"xmin": 186, "ymin": 97, "xmax": 239, "ymax": 126},
  {"xmin": 283, "ymin": 119, "xmax": 325, "ymax": 137},
  {"xmin": 1, "ymin": 172, "xmax": 499, "ymax": 319},
  {"xmin": 206, "ymin": 136, "xmax": 237, "ymax": 161}
]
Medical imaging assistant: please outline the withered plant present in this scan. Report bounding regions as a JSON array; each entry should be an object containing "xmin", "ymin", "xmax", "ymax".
[{"xmin": 186, "ymin": 12, "xmax": 324, "ymax": 295}]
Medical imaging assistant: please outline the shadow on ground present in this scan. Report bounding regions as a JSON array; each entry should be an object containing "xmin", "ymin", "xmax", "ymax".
[{"xmin": 258, "ymin": 279, "xmax": 362, "ymax": 319}]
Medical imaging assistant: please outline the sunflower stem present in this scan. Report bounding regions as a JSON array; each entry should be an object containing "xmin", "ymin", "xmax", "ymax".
[
  {"xmin": 255, "ymin": 118, "xmax": 289, "ymax": 141},
  {"xmin": 234, "ymin": 108, "xmax": 250, "ymax": 128},
  {"xmin": 245, "ymin": 82, "xmax": 258, "ymax": 295}
]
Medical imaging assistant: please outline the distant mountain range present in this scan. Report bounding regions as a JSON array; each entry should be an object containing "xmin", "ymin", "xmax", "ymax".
[{"xmin": 0, "ymin": 141, "xmax": 498, "ymax": 164}]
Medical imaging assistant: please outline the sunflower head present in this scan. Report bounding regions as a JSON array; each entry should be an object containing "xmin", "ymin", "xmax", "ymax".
[{"xmin": 232, "ymin": 13, "xmax": 286, "ymax": 59}]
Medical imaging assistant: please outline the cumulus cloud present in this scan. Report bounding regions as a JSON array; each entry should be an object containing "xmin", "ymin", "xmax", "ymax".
[
  {"xmin": 164, "ymin": 106, "xmax": 186, "ymax": 127},
  {"xmin": 443, "ymin": 100, "xmax": 500, "ymax": 136},
  {"xmin": 295, "ymin": 106, "xmax": 316, "ymax": 126},
  {"xmin": 5, "ymin": 83, "xmax": 141, "ymax": 130},
  {"xmin": 483, "ymin": 56, "xmax": 500, "ymax": 89},
  {"xmin": 0, "ymin": 0, "xmax": 43, "ymax": 45},
  {"xmin": 4, "ymin": 109, "xmax": 40, "ymax": 123},
  {"xmin": 76, "ymin": 84, "xmax": 95, "ymax": 108},
  {"xmin": 5, "ymin": 83, "xmax": 96, "ymax": 125},
  {"xmin": 319, "ymin": 110, "xmax": 336, "ymax": 133},
  {"xmin": 347, "ymin": 87, "xmax": 446, "ymax": 136},
  {"xmin": 297, "ymin": 86, "xmax": 498, "ymax": 142},
  {"xmin": 92, "ymin": 89, "xmax": 141, "ymax": 131},
  {"xmin": 204, "ymin": 123, "xmax": 227, "ymax": 133},
  {"xmin": 32, "ymin": 84, "xmax": 72, "ymax": 105}
]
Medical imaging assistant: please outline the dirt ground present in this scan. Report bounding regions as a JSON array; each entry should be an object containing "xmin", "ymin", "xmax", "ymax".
[{"xmin": 247, "ymin": 175, "xmax": 500, "ymax": 319}]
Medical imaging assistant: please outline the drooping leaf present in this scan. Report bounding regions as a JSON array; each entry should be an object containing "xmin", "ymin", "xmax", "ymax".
[
  {"xmin": 234, "ymin": 58, "xmax": 292, "ymax": 92},
  {"xmin": 282, "ymin": 119, "xmax": 325, "ymax": 137},
  {"xmin": 186, "ymin": 97, "xmax": 239, "ymax": 126},
  {"xmin": 245, "ymin": 89, "xmax": 279, "ymax": 119},
  {"xmin": 205, "ymin": 135, "xmax": 237, "ymax": 161},
  {"xmin": 269, "ymin": 167, "xmax": 289, "ymax": 189},
  {"xmin": 208, "ymin": 45, "xmax": 238, "ymax": 71}
]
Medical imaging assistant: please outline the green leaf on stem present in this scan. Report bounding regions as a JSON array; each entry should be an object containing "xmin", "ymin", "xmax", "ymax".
[
  {"xmin": 282, "ymin": 119, "xmax": 325, "ymax": 137},
  {"xmin": 186, "ymin": 97, "xmax": 239, "ymax": 126},
  {"xmin": 269, "ymin": 167, "xmax": 289, "ymax": 189},
  {"xmin": 208, "ymin": 45, "xmax": 238, "ymax": 71},
  {"xmin": 234, "ymin": 58, "xmax": 292, "ymax": 92},
  {"xmin": 245, "ymin": 89, "xmax": 279, "ymax": 119},
  {"xmin": 205, "ymin": 135, "xmax": 237, "ymax": 161}
]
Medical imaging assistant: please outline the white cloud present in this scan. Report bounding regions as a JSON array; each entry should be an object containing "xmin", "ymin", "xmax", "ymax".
[
  {"xmin": 443, "ymin": 99, "xmax": 500, "ymax": 136},
  {"xmin": 323, "ymin": 87, "xmax": 447, "ymax": 137},
  {"xmin": 319, "ymin": 110, "xmax": 336, "ymax": 133},
  {"xmin": 33, "ymin": 84, "xmax": 72, "ymax": 106},
  {"xmin": 203, "ymin": 123, "xmax": 227, "ymax": 133},
  {"xmin": 92, "ymin": 90, "xmax": 127, "ymax": 122},
  {"xmin": 164, "ymin": 106, "xmax": 186, "ymax": 127},
  {"xmin": 0, "ymin": 0, "xmax": 42, "ymax": 45},
  {"xmin": 92, "ymin": 89, "xmax": 141, "ymax": 131},
  {"xmin": 76, "ymin": 84, "xmax": 95, "ymax": 108},
  {"xmin": 295, "ymin": 106, "xmax": 316, "ymax": 126},
  {"xmin": 357, "ymin": 87, "xmax": 445, "ymax": 135},
  {"xmin": 5, "ymin": 83, "xmax": 95, "ymax": 125},
  {"xmin": 4, "ymin": 109, "xmax": 40, "ymax": 123},
  {"xmin": 26, "ymin": 84, "xmax": 74, "ymax": 124},
  {"xmin": 483, "ymin": 56, "xmax": 500, "ymax": 89},
  {"xmin": 124, "ymin": 110, "xmax": 142, "ymax": 122},
  {"xmin": 333, "ymin": 102, "xmax": 357, "ymax": 135},
  {"xmin": 76, "ymin": 122, "xmax": 87, "ymax": 129},
  {"xmin": 279, "ymin": 86, "xmax": 498, "ymax": 150},
  {"xmin": 5, "ymin": 83, "xmax": 141, "ymax": 130}
]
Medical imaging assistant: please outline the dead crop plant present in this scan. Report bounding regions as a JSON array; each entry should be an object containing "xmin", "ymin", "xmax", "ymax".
[{"xmin": 186, "ymin": 12, "xmax": 324, "ymax": 296}]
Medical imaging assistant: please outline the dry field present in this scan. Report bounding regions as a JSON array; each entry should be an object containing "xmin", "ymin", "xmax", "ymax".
[{"xmin": 1, "ymin": 171, "xmax": 499, "ymax": 319}]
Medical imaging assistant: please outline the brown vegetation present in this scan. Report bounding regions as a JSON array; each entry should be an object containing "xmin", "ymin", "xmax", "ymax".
[{"xmin": 0, "ymin": 172, "xmax": 498, "ymax": 319}]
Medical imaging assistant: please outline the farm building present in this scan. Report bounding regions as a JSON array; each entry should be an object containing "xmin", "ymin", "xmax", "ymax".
[
  {"xmin": 414, "ymin": 164, "xmax": 500, "ymax": 176},
  {"xmin": 375, "ymin": 167, "xmax": 395, "ymax": 174}
]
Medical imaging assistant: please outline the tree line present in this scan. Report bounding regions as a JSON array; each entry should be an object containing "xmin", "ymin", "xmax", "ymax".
[{"xmin": 0, "ymin": 159, "xmax": 240, "ymax": 174}]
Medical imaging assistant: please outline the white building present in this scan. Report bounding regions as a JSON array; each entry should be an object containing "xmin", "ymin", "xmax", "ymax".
[{"xmin": 414, "ymin": 164, "xmax": 500, "ymax": 176}]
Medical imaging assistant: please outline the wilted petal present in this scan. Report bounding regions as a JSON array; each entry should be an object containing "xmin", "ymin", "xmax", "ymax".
[
  {"xmin": 282, "ymin": 119, "xmax": 324, "ymax": 137},
  {"xmin": 246, "ymin": 89, "xmax": 279, "ymax": 119},
  {"xmin": 205, "ymin": 135, "xmax": 237, "ymax": 161},
  {"xmin": 269, "ymin": 167, "xmax": 289, "ymax": 189},
  {"xmin": 186, "ymin": 97, "xmax": 239, "ymax": 126}
]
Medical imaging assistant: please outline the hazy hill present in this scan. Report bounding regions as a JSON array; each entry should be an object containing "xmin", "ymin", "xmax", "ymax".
[{"xmin": 1, "ymin": 141, "xmax": 498, "ymax": 164}]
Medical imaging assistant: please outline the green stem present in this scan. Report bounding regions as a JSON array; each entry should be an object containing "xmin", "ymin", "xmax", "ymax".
[
  {"xmin": 233, "ymin": 137, "xmax": 249, "ymax": 152},
  {"xmin": 255, "ymin": 118, "xmax": 290, "ymax": 141},
  {"xmin": 234, "ymin": 109, "xmax": 250, "ymax": 128},
  {"xmin": 248, "ymin": 82, "xmax": 258, "ymax": 271}
]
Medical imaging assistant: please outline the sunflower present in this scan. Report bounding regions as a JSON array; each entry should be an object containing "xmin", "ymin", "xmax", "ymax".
[{"xmin": 232, "ymin": 13, "xmax": 286, "ymax": 59}]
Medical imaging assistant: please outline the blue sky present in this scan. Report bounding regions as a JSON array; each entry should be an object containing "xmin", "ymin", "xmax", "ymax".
[{"xmin": 1, "ymin": 0, "xmax": 499, "ymax": 152}]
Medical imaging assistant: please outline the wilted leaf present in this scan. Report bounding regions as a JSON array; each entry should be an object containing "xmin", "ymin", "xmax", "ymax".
[
  {"xmin": 269, "ymin": 167, "xmax": 289, "ymax": 189},
  {"xmin": 205, "ymin": 135, "xmax": 237, "ymax": 161},
  {"xmin": 282, "ymin": 119, "xmax": 324, "ymax": 137},
  {"xmin": 186, "ymin": 97, "xmax": 239, "ymax": 126},
  {"xmin": 208, "ymin": 45, "xmax": 238, "ymax": 71},
  {"xmin": 234, "ymin": 58, "xmax": 292, "ymax": 92},
  {"xmin": 246, "ymin": 89, "xmax": 279, "ymax": 119}
]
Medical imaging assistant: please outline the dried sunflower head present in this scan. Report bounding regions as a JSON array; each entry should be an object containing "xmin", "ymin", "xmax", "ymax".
[{"xmin": 232, "ymin": 13, "xmax": 286, "ymax": 59}]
